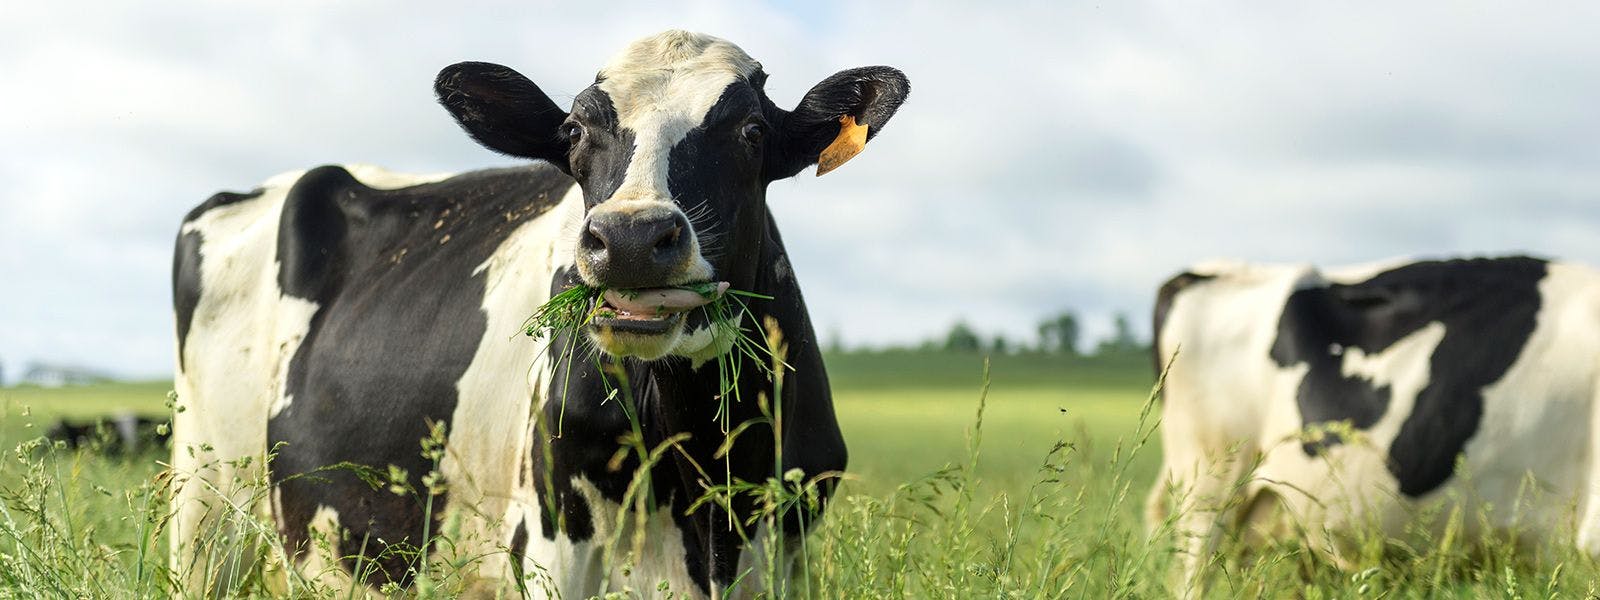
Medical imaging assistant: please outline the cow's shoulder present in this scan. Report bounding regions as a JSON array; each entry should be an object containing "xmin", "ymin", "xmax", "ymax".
[{"xmin": 274, "ymin": 163, "xmax": 575, "ymax": 300}]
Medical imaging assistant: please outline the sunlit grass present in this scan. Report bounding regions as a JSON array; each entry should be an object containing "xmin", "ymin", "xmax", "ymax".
[{"xmin": 3, "ymin": 354, "xmax": 1599, "ymax": 597}]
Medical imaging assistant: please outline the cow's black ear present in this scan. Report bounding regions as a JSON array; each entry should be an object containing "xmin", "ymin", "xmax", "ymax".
[
  {"xmin": 436, "ymin": 62, "xmax": 570, "ymax": 168},
  {"xmin": 770, "ymin": 66, "xmax": 909, "ymax": 179}
]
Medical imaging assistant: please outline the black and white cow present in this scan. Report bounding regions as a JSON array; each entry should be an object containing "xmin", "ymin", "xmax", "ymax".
[
  {"xmin": 170, "ymin": 31, "xmax": 907, "ymax": 597},
  {"xmin": 1147, "ymin": 256, "xmax": 1600, "ymax": 595}
]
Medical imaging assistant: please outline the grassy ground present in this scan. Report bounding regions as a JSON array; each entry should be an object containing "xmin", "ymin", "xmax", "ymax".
[
  {"xmin": 825, "ymin": 351, "xmax": 1155, "ymax": 496},
  {"xmin": 1, "ymin": 352, "xmax": 1596, "ymax": 598}
]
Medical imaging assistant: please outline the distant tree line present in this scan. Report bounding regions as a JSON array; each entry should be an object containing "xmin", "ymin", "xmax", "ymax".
[{"xmin": 825, "ymin": 310, "xmax": 1148, "ymax": 356}]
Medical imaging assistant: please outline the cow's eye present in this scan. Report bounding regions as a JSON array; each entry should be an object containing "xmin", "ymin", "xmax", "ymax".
[
  {"xmin": 563, "ymin": 124, "xmax": 584, "ymax": 145},
  {"xmin": 741, "ymin": 122, "xmax": 765, "ymax": 144}
]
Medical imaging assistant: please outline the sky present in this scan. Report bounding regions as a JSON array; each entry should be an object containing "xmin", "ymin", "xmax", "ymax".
[{"xmin": 3, "ymin": 1, "xmax": 1599, "ymax": 379}]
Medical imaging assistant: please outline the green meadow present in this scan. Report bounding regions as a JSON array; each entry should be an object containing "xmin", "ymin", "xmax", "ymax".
[{"xmin": 1, "ymin": 352, "xmax": 1595, "ymax": 598}]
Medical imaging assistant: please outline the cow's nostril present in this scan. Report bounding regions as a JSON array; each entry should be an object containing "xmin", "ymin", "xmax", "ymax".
[
  {"xmin": 582, "ymin": 221, "xmax": 608, "ymax": 251},
  {"xmin": 654, "ymin": 226, "xmax": 682, "ymax": 252}
]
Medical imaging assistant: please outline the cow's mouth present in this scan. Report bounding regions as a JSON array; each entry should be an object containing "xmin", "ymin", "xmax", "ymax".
[{"xmin": 588, "ymin": 282, "xmax": 730, "ymax": 336}]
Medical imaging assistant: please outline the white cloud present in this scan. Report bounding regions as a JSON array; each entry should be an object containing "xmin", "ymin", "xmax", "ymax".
[{"xmin": 3, "ymin": 1, "xmax": 1600, "ymax": 377}]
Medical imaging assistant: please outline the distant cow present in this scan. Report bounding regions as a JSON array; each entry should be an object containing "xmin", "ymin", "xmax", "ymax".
[
  {"xmin": 1147, "ymin": 257, "xmax": 1600, "ymax": 594},
  {"xmin": 170, "ymin": 30, "xmax": 907, "ymax": 597},
  {"xmin": 45, "ymin": 413, "xmax": 169, "ymax": 453}
]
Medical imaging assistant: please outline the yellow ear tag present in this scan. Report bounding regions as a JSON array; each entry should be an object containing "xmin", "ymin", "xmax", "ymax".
[{"xmin": 816, "ymin": 115, "xmax": 869, "ymax": 176}]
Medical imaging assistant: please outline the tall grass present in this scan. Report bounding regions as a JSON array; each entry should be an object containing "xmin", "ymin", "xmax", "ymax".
[{"xmin": 5, "ymin": 354, "xmax": 1600, "ymax": 598}]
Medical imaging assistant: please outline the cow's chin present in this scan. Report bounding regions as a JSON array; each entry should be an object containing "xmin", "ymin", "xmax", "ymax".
[{"xmin": 587, "ymin": 314, "xmax": 688, "ymax": 360}]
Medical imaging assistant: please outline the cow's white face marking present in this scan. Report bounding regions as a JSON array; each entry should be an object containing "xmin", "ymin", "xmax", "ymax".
[{"xmin": 597, "ymin": 31, "xmax": 760, "ymax": 205}]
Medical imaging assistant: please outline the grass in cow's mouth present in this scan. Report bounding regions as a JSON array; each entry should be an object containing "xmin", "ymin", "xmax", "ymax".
[
  {"xmin": 519, "ymin": 283, "xmax": 606, "ymax": 340},
  {"xmin": 520, "ymin": 281, "xmax": 783, "ymax": 445},
  {"xmin": 519, "ymin": 282, "xmax": 772, "ymax": 340}
]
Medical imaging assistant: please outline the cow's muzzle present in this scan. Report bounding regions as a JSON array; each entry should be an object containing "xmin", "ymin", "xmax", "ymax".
[{"xmin": 578, "ymin": 204, "xmax": 702, "ymax": 290}]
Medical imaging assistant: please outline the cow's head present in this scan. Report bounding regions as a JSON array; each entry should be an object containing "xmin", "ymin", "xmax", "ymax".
[{"xmin": 437, "ymin": 30, "xmax": 908, "ymax": 360}]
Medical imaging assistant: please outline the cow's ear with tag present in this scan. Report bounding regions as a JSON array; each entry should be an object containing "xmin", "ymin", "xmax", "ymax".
[
  {"xmin": 436, "ymin": 62, "xmax": 572, "ymax": 171},
  {"xmin": 770, "ymin": 66, "xmax": 909, "ymax": 180}
]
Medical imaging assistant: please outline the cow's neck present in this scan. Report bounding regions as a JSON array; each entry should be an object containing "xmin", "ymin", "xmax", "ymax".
[{"xmin": 635, "ymin": 211, "xmax": 796, "ymax": 473}]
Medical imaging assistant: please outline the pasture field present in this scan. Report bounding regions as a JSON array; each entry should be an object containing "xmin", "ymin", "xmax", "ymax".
[{"xmin": 1, "ymin": 353, "xmax": 1596, "ymax": 598}]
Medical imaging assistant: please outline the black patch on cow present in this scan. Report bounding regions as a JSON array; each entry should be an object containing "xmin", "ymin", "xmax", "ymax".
[
  {"xmin": 1151, "ymin": 271, "xmax": 1215, "ymax": 376},
  {"xmin": 172, "ymin": 190, "xmax": 262, "ymax": 368},
  {"xmin": 509, "ymin": 518, "xmax": 529, "ymax": 573},
  {"xmin": 1269, "ymin": 257, "xmax": 1546, "ymax": 497},
  {"xmin": 566, "ymin": 87, "xmax": 633, "ymax": 207},
  {"xmin": 530, "ymin": 271, "xmax": 606, "ymax": 544},
  {"xmin": 172, "ymin": 230, "xmax": 207, "ymax": 369},
  {"xmin": 180, "ymin": 189, "xmax": 260, "ymax": 224},
  {"xmin": 267, "ymin": 164, "xmax": 575, "ymax": 585},
  {"xmin": 669, "ymin": 82, "xmax": 769, "ymax": 288}
]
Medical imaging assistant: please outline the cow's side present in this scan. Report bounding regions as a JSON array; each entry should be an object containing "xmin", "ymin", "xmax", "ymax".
[
  {"xmin": 170, "ymin": 164, "xmax": 576, "ymax": 595},
  {"xmin": 1149, "ymin": 258, "xmax": 1600, "ymax": 596}
]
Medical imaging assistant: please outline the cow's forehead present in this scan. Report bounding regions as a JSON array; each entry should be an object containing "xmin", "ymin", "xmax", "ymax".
[{"xmin": 596, "ymin": 30, "xmax": 762, "ymax": 128}]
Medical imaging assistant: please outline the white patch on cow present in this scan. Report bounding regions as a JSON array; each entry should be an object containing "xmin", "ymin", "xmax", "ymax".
[
  {"xmin": 434, "ymin": 183, "xmax": 586, "ymax": 591},
  {"xmin": 598, "ymin": 30, "xmax": 759, "ymax": 205},
  {"xmin": 295, "ymin": 505, "xmax": 382, "ymax": 598},
  {"xmin": 1469, "ymin": 263, "xmax": 1600, "ymax": 544},
  {"xmin": 266, "ymin": 295, "xmax": 319, "ymax": 420},
  {"xmin": 342, "ymin": 163, "xmax": 455, "ymax": 189},
  {"xmin": 517, "ymin": 490, "xmax": 603, "ymax": 600},
  {"xmin": 670, "ymin": 313, "xmax": 746, "ymax": 369},
  {"xmin": 515, "ymin": 476, "xmax": 699, "ymax": 598},
  {"xmin": 1156, "ymin": 263, "xmax": 1315, "ymax": 445},
  {"xmin": 773, "ymin": 254, "xmax": 792, "ymax": 283},
  {"xmin": 171, "ymin": 174, "xmax": 296, "ymax": 588},
  {"xmin": 271, "ymin": 486, "xmax": 287, "ymax": 533},
  {"xmin": 1338, "ymin": 321, "xmax": 1446, "ymax": 443},
  {"xmin": 729, "ymin": 522, "xmax": 801, "ymax": 599},
  {"xmin": 571, "ymin": 477, "xmax": 699, "ymax": 596}
]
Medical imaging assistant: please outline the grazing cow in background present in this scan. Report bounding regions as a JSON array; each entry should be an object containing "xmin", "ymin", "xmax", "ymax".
[
  {"xmin": 1147, "ymin": 256, "xmax": 1600, "ymax": 596},
  {"xmin": 45, "ymin": 413, "xmax": 170, "ymax": 454},
  {"xmin": 170, "ymin": 30, "xmax": 908, "ymax": 597}
]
